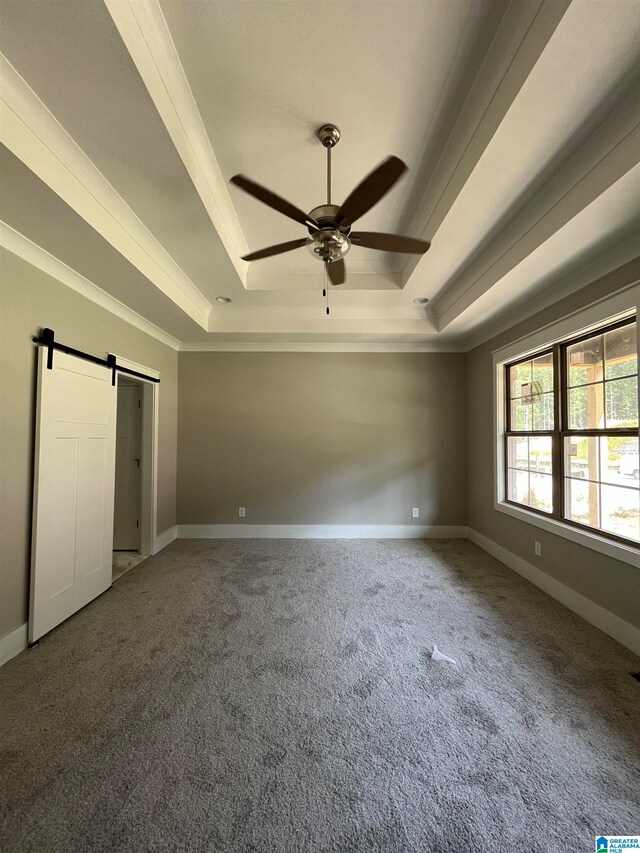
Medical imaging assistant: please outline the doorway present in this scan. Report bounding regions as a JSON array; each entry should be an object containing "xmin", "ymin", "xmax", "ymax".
[{"xmin": 113, "ymin": 377, "xmax": 147, "ymax": 581}]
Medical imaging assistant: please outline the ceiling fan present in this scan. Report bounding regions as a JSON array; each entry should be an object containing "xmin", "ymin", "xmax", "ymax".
[{"xmin": 230, "ymin": 124, "xmax": 430, "ymax": 286}]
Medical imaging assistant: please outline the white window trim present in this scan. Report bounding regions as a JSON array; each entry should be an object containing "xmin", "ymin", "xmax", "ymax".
[{"xmin": 493, "ymin": 283, "xmax": 640, "ymax": 569}]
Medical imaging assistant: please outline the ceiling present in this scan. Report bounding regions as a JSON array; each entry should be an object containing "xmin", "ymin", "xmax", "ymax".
[{"xmin": 1, "ymin": 0, "xmax": 639, "ymax": 349}]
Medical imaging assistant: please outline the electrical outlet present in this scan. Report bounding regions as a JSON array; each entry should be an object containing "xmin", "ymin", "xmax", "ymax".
[
  {"xmin": 238, "ymin": 507, "xmax": 246, "ymax": 518},
  {"xmin": 412, "ymin": 507, "xmax": 419, "ymax": 518},
  {"xmin": 534, "ymin": 540, "xmax": 541, "ymax": 557}
]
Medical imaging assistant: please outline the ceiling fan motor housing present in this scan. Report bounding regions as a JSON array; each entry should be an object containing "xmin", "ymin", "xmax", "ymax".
[
  {"xmin": 306, "ymin": 203, "xmax": 351, "ymax": 263},
  {"xmin": 307, "ymin": 205, "xmax": 350, "ymax": 234}
]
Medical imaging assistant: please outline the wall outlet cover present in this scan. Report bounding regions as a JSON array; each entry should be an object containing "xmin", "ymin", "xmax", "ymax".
[
  {"xmin": 239, "ymin": 507, "xmax": 246, "ymax": 518},
  {"xmin": 534, "ymin": 541, "xmax": 541, "ymax": 557},
  {"xmin": 412, "ymin": 508, "xmax": 419, "ymax": 518}
]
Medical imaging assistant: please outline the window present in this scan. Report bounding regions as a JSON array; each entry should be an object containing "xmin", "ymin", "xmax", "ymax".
[{"xmin": 504, "ymin": 317, "xmax": 639, "ymax": 545}]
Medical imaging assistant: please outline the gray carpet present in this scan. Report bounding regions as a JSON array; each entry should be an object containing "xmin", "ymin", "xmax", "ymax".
[{"xmin": 1, "ymin": 539, "xmax": 638, "ymax": 852}]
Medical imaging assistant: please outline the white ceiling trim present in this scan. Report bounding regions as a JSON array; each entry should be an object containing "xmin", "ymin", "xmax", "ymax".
[
  {"xmin": 433, "ymin": 88, "xmax": 640, "ymax": 329},
  {"xmin": 462, "ymin": 237, "xmax": 640, "ymax": 351},
  {"xmin": 0, "ymin": 53, "xmax": 211, "ymax": 329},
  {"xmin": 179, "ymin": 341, "xmax": 464, "ymax": 353},
  {"xmin": 104, "ymin": 0, "xmax": 249, "ymax": 285},
  {"xmin": 402, "ymin": 0, "xmax": 570, "ymax": 286},
  {"xmin": 0, "ymin": 221, "xmax": 180, "ymax": 351}
]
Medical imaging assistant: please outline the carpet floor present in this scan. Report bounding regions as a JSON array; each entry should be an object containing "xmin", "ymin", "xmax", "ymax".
[{"xmin": 1, "ymin": 539, "xmax": 638, "ymax": 852}]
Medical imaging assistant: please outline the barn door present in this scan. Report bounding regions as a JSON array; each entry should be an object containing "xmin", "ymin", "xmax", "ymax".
[{"xmin": 29, "ymin": 348, "xmax": 117, "ymax": 643}]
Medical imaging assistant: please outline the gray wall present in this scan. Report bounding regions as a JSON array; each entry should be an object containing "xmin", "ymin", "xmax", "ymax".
[
  {"xmin": 0, "ymin": 248, "xmax": 178, "ymax": 639},
  {"xmin": 467, "ymin": 260, "xmax": 640, "ymax": 629},
  {"xmin": 177, "ymin": 352, "xmax": 467, "ymax": 526}
]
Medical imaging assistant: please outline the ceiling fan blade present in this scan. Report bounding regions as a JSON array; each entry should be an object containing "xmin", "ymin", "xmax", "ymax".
[
  {"xmin": 350, "ymin": 231, "xmax": 430, "ymax": 254},
  {"xmin": 327, "ymin": 258, "xmax": 346, "ymax": 286},
  {"xmin": 241, "ymin": 238, "xmax": 308, "ymax": 261},
  {"xmin": 335, "ymin": 156, "xmax": 407, "ymax": 226},
  {"xmin": 230, "ymin": 175, "xmax": 318, "ymax": 230}
]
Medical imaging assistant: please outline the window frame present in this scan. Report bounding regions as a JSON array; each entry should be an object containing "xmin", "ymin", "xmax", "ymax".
[
  {"xmin": 493, "ymin": 289, "xmax": 639, "ymax": 568},
  {"xmin": 504, "ymin": 317, "xmax": 638, "ymax": 546},
  {"xmin": 503, "ymin": 345, "xmax": 561, "ymax": 521}
]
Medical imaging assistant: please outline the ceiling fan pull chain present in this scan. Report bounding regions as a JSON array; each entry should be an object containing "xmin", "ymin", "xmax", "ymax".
[
  {"xmin": 324, "ymin": 265, "xmax": 330, "ymax": 315},
  {"xmin": 327, "ymin": 144, "xmax": 331, "ymax": 205}
]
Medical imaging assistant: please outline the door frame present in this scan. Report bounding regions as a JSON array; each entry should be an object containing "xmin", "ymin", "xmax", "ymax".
[{"xmin": 112, "ymin": 355, "xmax": 160, "ymax": 556}]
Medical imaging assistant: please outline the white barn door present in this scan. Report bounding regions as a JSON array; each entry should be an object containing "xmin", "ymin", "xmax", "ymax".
[{"xmin": 29, "ymin": 348, "xmax": 117, "ymax": 643}]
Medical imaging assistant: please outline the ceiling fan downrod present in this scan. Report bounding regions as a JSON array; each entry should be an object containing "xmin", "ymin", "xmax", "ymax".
[{"xmin": 317, "ymin": 123, "xmax": 340, "ymax": 206}]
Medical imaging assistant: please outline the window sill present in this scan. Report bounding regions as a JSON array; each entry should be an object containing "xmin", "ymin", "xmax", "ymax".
[{"xmin": 495, "ymin": 500, "xmax": 640, "ymax": 568}]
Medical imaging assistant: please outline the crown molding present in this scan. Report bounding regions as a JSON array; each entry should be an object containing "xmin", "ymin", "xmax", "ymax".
[
  {"xmin": 0, "ymin": 53, "xmax": 211, "ymax": 329},
  {"xmin": 0, "ymin": 222, "xmax": 180, "ymax": 350},
  {"xmin": 179, "ymin": 341, "xmax": 464, "ymax": 353},
  {"xmin": 104, "ymin": 0, "xmax": 249, "ymax": 285}
]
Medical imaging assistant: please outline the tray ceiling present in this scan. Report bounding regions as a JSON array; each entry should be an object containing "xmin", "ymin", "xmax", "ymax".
[{"xmin": 1, "ymin": 0, "xmax": 639, "ymax": 347}]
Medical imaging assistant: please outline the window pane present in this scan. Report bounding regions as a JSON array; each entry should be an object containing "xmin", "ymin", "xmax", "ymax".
[
  {"xmin": 565, "ymin": 436, "xmax": 598, "ymax": 481},
  {"xmin": 601, "ymin": 484, "xmax": 640, "ymax": 542},
  {"xmin": 529, "ymin": 435, "xmax": 552, "ymax": 474},
  {"xmin": 568, "ymin": 384, "xmax": 605, "ymax": 429},
  {"xmin": 529, "ymin": 473, "xmax": 553, "ymax": 513},
  {"xmin": 567, "ymin": 334, "xmax": 603, "ymax": 386},
  {"xmin": 601, "ymin": 436, "xmax": 639, "ymax": 485},
  {"xmin": 508, "ymin": 468, "xmax": 529, "ymax": 504},
  {"xmin": 508, "ymin": 436, "xmax": 529, "ymax": 469},
  {"xmin": 511, "ymin": 398, "xmax": 532, "ymax": 431},
  {"xmin": 510, "ymin": 361, "xmax": 531, "ymax": 399},
  {"xmin": 507, "ymin": 434, "xmax": 553, "ymax": 513},
  {"xmin": 615, "ymin": 437, "xmax": 640, "ymax": 482},
  {"xmin": 565, "ymin": 477, "xmax": 599, "ymax": 529},
  {"xmin": 532, "ymin": 352, "xmax": 554, "ymax": 393},
  {"xmin": 532, "ymin": 391, "xmax": 554, "ymax": 430},
  {"xmin": 605, "ymin": 376, "xmax": 638, "ymax": 427},
  {"xmin": 605, "ymin": 323, "xmax": 637, "ymax": 380}
]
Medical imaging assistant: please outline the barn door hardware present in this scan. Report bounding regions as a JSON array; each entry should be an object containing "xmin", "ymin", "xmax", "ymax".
[{"xmin": 32, "ymin": 328, "xmax": 160, "ymax": 384}]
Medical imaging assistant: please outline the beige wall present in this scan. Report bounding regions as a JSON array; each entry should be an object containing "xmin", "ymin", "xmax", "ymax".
[
  {"xmin": 177, "ymin": 352, "xmax": 467, "ymax": 526},
  {"xmin": 467, "ymin": 260, "xmax": 640, "ymax": 629},
  {"xmin": 0, "ymin": 248, "xmax": 178, "ymax": 639}
]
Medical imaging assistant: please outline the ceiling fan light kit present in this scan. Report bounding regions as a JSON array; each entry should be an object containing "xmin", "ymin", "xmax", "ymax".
[{"xmin": 230, "ymin": 124, "xmax": 431, "ymax": 293}]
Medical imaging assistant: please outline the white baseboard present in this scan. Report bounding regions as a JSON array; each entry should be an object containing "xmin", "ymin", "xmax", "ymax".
[
  {"xmin": 0, "ymin": 622, "xmax": 28, "ymax": 666},
  {"xmin": 177, "ymin": 524, "xmax": 469, "ymax": 540},
  {"xmin": 468, "ymin": 528, "xmax": 640, "ymax": 657},
  {"xmin": 153, "ymin": 525, "xmax": 177, "ymax": 554}
]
